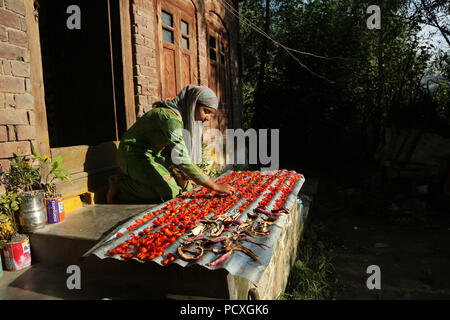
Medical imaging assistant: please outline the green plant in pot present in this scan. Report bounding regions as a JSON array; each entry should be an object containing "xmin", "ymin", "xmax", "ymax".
[
  {"xmin": 32, "ymin": 148, "xmax": 71, "ymax": 224},
  {"xmin": 0, "ymin": 191, "xmax": 31, "ymax": 271},
  {"xmin": 0, "ymin": 152, "xmax": 47, "ymax": 232}
]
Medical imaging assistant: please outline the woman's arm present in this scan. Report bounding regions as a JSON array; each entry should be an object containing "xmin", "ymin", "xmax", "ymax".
[{"xmin": 162, "ymin": 115, "xmax": 235, "ymax": 195}]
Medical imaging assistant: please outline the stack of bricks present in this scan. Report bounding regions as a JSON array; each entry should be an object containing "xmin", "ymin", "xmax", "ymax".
[
  {"xmin": 131, "ymin": 0, "xmax": 160, "ymax": 117},
  {"xmin": 0, "ymin": 0, "xmax": 34, "ymax": 174}
]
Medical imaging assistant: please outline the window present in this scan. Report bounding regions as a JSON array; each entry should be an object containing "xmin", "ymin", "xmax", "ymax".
[
  {"xmin": 162, "ymin": 10, "xmax": 174, "ymax": 44},
  {"xmin": 181, "ymin": 20, "xmax": 189, "ymax": 50},
  {"xmin": 158, "ymin": 1, "xmax": 197, "ymax": 99}
]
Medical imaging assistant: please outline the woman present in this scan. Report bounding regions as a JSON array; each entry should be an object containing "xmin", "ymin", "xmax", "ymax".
[{"xmin": 107, "ymin": 85, "xmax": 235, "ymax": 204}]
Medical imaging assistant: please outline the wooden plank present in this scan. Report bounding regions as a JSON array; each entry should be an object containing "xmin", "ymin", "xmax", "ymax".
[
  {"xmin": 119, "ymin": 0, "xmax": 136, "ymax": 129},
  {"xmin": 181, "ymin": 53, "xmax": 191, "ymax": 87},
  {"xmin": 163, "ymin": 48, "xmax": 177, "ymax": 99},
  {"xmin": 51, "ymin": 141, "xmax": 120, "ymax": 175},
  {"xmin": 24, "ymin": 0, "xmax": 51, "ymax": 157}
]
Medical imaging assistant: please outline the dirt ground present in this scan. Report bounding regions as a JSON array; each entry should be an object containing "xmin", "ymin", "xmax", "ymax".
[{"xmin": 301, "ymin": 164, "xmax": 450, "ymax": 300}]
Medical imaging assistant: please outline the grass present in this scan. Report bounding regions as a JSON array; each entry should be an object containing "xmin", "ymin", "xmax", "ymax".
[{"xmin": 279, "ymin": 222, "xmax": 343, "ymax": 300}]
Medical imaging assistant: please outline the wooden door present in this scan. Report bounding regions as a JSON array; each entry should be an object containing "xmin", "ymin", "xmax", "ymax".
[
  {"xmin": 157, "ymin": 0, "xmax": 198, "ymax": 100},
  {"xmin": 207, "ymin": 24, "xmax": 232, "ymax": 133}
]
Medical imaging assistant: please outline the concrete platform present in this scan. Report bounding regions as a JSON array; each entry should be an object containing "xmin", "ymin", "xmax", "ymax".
[
  {"xmin": 1, "ymin": 179, "xmax": 318, "ymax": 300},
  {"xmin": 29, "ymin": 204, "xmax": 156, "ymax": 267}
]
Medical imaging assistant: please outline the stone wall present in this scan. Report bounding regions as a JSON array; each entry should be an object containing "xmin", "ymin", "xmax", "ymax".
[{"xmin": 0, "ymin": 0, "xmax": 34, "ymax": 173}]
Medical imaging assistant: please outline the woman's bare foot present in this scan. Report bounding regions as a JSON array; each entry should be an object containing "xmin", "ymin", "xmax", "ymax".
[{"xmin": 107, "ymin": 183, "xmax": 119, "ymax": 204}]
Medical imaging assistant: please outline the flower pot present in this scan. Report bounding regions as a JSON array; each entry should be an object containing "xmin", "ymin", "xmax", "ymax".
[
  {"xmin": 1, "ymin": 234, "xmax": 32, "ymax": 271},
  {"xmin": 19, "ymin": 190, "xmax": 47, "ymax": 232},
  {"xmin": 44, "ymin": 196, "xmax": 65, "ymax": 224}
]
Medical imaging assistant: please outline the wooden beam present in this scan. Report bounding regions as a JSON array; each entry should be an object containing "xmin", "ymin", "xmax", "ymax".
[
  {"xmin": 24, "ymin": 0, "xmax": 50, "ymax": 156},
  {"xmin": 119, "ymin": 0, "xmax": 136, "ymax": 128}
]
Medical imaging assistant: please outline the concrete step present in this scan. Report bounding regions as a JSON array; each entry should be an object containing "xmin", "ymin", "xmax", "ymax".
[{"xmin": 28, "ymin": 203, "xmax": 156, "ymax": 268}]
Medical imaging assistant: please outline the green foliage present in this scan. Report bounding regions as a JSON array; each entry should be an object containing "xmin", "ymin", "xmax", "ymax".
[
  {"xmin": 198, "ymin": 144, "xmax": 225, "ymax": 179},
  {"xmin": 31, "ymin": 146, "xmax": 72, "ymax": 197},
  {"xmin": 0, "ymin": 191, "xmax": 22, "ymax": 240},
  {"xmin": 280, "ymin": 223, "xmax": 341, "ymax": 300},
  {"xmin": 1, "ymin": 154, "xmax": 40, "ymax": 193},
  {"xmin": 238, "ymin": 0, "xmax": 448, "ymax": 168}
]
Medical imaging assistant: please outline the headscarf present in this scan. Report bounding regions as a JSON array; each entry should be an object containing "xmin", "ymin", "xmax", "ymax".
[{"xmin": 154, "ymin": 85, "xmax": 219, "ymax": 164}]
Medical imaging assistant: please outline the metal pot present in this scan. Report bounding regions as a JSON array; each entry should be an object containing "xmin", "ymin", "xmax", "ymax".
[{"xmin": 19, "ymin": 191, "xmax": 47, "ymax": 232}]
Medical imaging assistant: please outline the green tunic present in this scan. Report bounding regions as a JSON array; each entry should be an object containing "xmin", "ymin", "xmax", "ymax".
[{"xmin": 116, "ymin": 107, "xmax": 209, "ymax": 203}]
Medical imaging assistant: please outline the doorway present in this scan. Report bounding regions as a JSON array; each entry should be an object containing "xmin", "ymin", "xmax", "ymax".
[{"xmin": 38, "ymin": 0, "xmax": 126, "ymax": 148}]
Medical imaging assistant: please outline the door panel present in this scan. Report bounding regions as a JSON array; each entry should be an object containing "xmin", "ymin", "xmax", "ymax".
[{"xmin": 163, "ymin": 48, "xmax": 177, "ymax": 99}]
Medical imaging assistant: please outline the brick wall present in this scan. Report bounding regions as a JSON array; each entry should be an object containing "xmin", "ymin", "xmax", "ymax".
[
  {"xmin": 131, "ymin": 0, "xmax": 160, "ymax": 117},
  {"xmin": 0, "ymin": 0, "xmax": 35, "ymax": 174}
]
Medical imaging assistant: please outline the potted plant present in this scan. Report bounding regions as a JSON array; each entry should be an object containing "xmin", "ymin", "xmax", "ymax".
[
  {"xmin": 0, "ymin": 191, "xmax": 31, "ymax": 271},
  {"xmin": 1, "ymin": 153, "xmax": 47, "ymax": 232},
  {"xmin": 32, "ymin": 148, "xmax": 71, "ymax": 224}
]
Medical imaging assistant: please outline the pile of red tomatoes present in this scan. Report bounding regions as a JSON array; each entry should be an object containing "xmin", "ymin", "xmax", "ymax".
[{"xmin": 107, "ymin": 170, "xmax": 302, "ymax": 264}]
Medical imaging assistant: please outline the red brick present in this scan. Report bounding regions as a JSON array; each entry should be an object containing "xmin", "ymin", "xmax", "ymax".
[
  {"xmin": 0, "ymin": 108, "xmax": 28, "ymax": 124},
  {"xmin": 6, "ymin": 124, "xmax": 15, "ymax": 140},
  {"xmin": 0, "ymin": 159, "xmax": 10, "ymax": 172},
  {"xmin": 0, "ymin": 8, "xmax": 21, "ymax": 29},
  {"xmin": 137, "ymin": 26, "xmax": 154, "ymax": 38},
  {"xmin": 139, "ymin": 65, "xmax": 157, "ymax": 77},
  {"xmin": 14, "ymin": 93, "xmax": 33, "ymax": 109},
  {"xmin": 136, "ymin": 95, "xmax": 148, "ymax": 106},
  {"xmin": 16, "ymin": 125, "xmax": 35, "ymax": 140},
  {"xmin": 134, "ymin": 75, "xmax": 150, "ymax": 86},
  {"xmin": 0, "ymin": 75, "xmax": 24, "ymax": 93},
  {"xmin": 132, "ymin": 33, "xmax": 145, "ymax": 45},
  {"xmin": 7, "ymin": 29, "xmax": 27, "ymax": 47},
  {"xmin": 143, "ymin": 38, "xmax": 155, "ymax": 49},
  {"xmin": 135, "ymin": 44, "xmax": 153, "ymax": 56},
  {"xmin": 0, "ymin": 125, "xmax": 7, "ymax": 141},
  {"xmin": 19, "ymin": 16, "xmax": 26, "ymax": 31},
  {"xmin": 0, "ymin": 42, "xmax": 29, "ymax": 61},
  {"xmin": 0, "ymin": 140, "xmax": 30, "ymax": 158},
  {"xmin": 24, "ymin": 77, "xmax": 31, "ymax": 92},
  {"xmin": 2, "ymin": 60, "xmax": 12, "ymax": 75},
  {"xmin": 5, "ymin": 0, "xmax": 25, "ymax": 16},
  {"xmin": 0, "ymin": 25, "xmax": 7, "ymax": 41},
  {"xmin": 133, "ymin": 15, "xmax": 148, "ymax": 28},
  {"xmin": 27, "ymin": 110, "xmax": 35, "ymax": 125},
  {"xmin": 10, "ymin": 60, "xmax": 29, "ymax": 77},
  {"xmin": 4, "ymin": 93, "xmax": 14, "ymax": 106}
]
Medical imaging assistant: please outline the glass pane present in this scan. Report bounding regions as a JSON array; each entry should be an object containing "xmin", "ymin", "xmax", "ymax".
[
  {"xmin": 209, "ymin": 35, "xmax": 216, "ymax": 48},
  {"xmin": 182, "ymin": 36, "xmax": 189, "ymax": 50},
  {"xmin": 162, "ymin": 10, "xmax": 173, "ymax": 27},
  {"xmin": 220, "ymin": 42, "xmax": 225, "ymax": 53},
  {"xmin": 163, "ymin": 28, "xmax": 174, "ymax": 43},
  {"xmin": 210, "ymin": 48, "xmax": 216, "ymax": 61},
  {"xmin": 181, "ymin": 20, "xmax": 189, "ymax": 35},
  {"xmin": 220, "ymin": 54, "xmax": 225, "ymax": 65}
]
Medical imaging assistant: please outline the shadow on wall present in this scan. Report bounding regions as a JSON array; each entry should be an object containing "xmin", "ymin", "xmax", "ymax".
[{"xmin": 52, "ymin": 141, "xmax": 120, "ymax": 204}]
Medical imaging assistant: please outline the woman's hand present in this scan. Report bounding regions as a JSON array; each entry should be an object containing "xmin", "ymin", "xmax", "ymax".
[
  {"xmin": 213, "ymin": 183, "xmax": 235, "ymax": 196},
  {"xmin": 200, "ymin": 179, "xmax": 235, "ymax": 196}
]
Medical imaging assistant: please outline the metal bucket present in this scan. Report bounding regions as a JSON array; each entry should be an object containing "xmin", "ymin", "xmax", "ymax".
[{"xmin": 19, "ymin": 191, "xmax": 47, "ymax": 232}]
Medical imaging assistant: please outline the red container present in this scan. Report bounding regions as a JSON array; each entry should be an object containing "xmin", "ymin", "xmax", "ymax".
[{"xmin": 2, "ymin": 234, "xmax": 31, "ymax": 271}]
